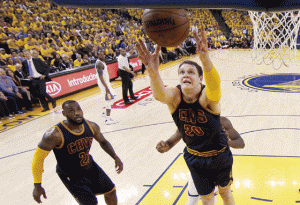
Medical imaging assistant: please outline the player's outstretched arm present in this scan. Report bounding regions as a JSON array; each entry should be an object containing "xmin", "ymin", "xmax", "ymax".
[
  {"xmin": 193, "ymin": 27, "xmax": 221, "ymax": 104},
  {"xmin": 221, "ymin": 117, "xmax": 245, "ymax": 149},
  {"xmin": 156, "ymin": 129, "xmax": 183, "ymax": 153},
  {"xmin": 32, "ymin": 127, "xmax": 62, "ymax": 204},
  {"xmin": 90, "ymin": 121, "xmax": 123, "ymax": 174},
  {"xmin": 136, "ymin": 39, "xmax": 178, "ymax": 105}
]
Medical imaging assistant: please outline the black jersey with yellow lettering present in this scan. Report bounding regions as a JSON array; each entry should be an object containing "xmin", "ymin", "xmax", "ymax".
[
  {"xmin": 172, "ymin": 85, "xmax": 228, "ymax": 153},
  {"xmin": 53, "ymin": 119, "xmax": 95, "ymax": 177}
]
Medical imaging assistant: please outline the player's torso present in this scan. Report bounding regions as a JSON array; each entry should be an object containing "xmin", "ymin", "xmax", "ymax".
[
  {"xmin": 53, "ymin": 119, "xmax": 95, "ymax": 176},
  {"xmin": 95, "ymin": 59, "xmax": 110, "ymax": 81},
  {"xmin": 172, "ymin": 87, "xmax": 228, "ymax": 152}
]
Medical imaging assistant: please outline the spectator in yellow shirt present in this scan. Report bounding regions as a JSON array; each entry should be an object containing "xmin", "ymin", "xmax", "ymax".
[
  {"xmin": 24, "ymin": 40, "xmax": 36, "ymax": 50},
  {"xmin": 7, "ymin": 35, "xmax": 19, "ymax": 51},
  {"xmin": 25, "ymin": 34, "xmax": 36, "ymax": 44},
  {"xmin": 6, "ymin": 58, "xmax": 16, "ymax": 71},
  {"xmin": 0, "ymin": 48, "xmax": 10, "ymax": 61},
  {"xmin": 52, "ymin": 26, "xmax": 60, "ymax": 36},
  {"xmin": 73, "ymin": 54, "xmax": 84, "ymax": 67},
  {"xmin": 213, "ymin": 40, "xmax": 222, "ymax": 49},
  {"xmin": 16, "ymin": 35, "xmax": 26, "ymax": 49},
  {"xmin": 40, "ymin": 44, "xmax": 51, "ymax": 59}
]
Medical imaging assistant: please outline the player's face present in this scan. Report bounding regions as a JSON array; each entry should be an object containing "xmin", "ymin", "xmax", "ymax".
[
  {"xmin": 178, "ymin": 64, "xmax": 202, "ymax": 90},
  {"xmin": 63, "ymin": 102, "xmax": 84, "ymax": 125}
]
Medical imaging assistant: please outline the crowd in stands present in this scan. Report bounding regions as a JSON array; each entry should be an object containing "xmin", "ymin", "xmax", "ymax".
[{"xmin": 0, "ymin": 0, "xmax": 256, "ymax": 121}]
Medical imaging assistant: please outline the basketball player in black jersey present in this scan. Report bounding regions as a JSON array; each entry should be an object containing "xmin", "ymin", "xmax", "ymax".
[
  {"xmin": 156, "ymin": 116, "xmax": 245, "ymax": 205},
  {"xmin": 32, "ymin": 100, "xmax": 123, "ymax": 205},
  {"xmin": 136, "ymin": 27, "xmax": 235, "ymax": 205}
]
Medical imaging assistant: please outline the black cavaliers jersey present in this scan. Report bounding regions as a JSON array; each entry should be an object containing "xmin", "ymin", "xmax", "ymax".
[
  {"xmin": 172, "ymin": 85, "xmax": 228, "ymax": 152},
  {"xmin": 53, "ymin": 119, "xmax": 95, "ymax": 176}
]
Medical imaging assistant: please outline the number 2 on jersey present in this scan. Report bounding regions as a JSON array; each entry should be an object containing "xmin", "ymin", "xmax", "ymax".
[{"xmin": 79, "ymin": 149, "xmax": 90, "ymax": 166}]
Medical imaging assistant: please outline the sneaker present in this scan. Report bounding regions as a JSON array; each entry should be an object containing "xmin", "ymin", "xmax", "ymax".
[
  {"xmin": 105, "ymin": 119, "xmax": 118, "ymax": 125},
  {"xmin": 130, "ymin": 95, "xmax": 139, "ymax": 100},
  {"xmin": 101, "ymin": 112, "xmax": 107, "ymax": 118},
  {"xmin": 8, "ymin": 114, "xmax": 15, "ymax": 119},
  {"xmin": 124, "ymin": 101, "xmax": 133, "ymax": 105},
  {"xmin": 41, "ymin": 108, "xmax": 50, "ymax": 112},
  {"xmin": 17, "ymin": 110, "xmax": 27, "ymax": 114}
]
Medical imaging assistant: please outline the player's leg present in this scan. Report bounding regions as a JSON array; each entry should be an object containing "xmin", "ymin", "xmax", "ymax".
[
  {"xmin": 186, "ymin": 173, "xmax": 218, "ymax": 205},
  {"xmin": 186, "ymin": 173, "xmax": 200, "ymax": 205},
  {"xmin": 215, "ymin": 149, "xmax": 234, "ymax": 205},
  {"xmin": 104, "ymin": 100, "xmax": 118, "ymax": 125},
  {"xmin": 90, "ymin": 161, "xmax": 117, "ymax": 205},
  {"xmin": 218, "ymin": 186, "xmax": 234, "ymax": 205},
  {"xmin": 56, "ymin": 166, "xmax": 98, "ymax": 205},
  {"xmin": 184, "ymin": 152, "xmax": 215, "ymax": 205},
  {"xmin": 98, "ymin": 83, "xmax": 117, "ymax": 124},
  {"xmin": 200, "ymin": 192, "xmax": 215, "ymax": 205},
  {"xmin": 103, "ymin": 189, "xmax": 117, "ymax": 205}
]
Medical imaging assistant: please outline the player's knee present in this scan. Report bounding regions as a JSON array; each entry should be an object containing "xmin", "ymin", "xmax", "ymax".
[
  {"xmin": 201, "ymin": 193, "xmax": 214, "ymax": 205},
  {"xmin": 218, "ymin": 186, "xmax": 232, "ymax": 197}
]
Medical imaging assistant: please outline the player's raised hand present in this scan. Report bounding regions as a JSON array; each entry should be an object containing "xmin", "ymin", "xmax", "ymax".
[
  {"xmin": 33, "ymin": 184, "xmax": 47, "ymax": 203},
  {"xmin": 156, "ymin": 140, "xmax": 170, "ymax": 153},
  {"xmin": 193, "ymin": 26, "xmax": 211, "ymax": 64},
  {"xmin": 114, "ymin": 156, "xmax": 123, "ymax": 174},
  {"xmin": 136, "ymin": 39, "xmax": 161, "ymax": 73}
]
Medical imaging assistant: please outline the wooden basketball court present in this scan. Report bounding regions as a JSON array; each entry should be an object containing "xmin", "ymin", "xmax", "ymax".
[{"xmin": 1, "ymin": 50, "xmax": 300, "ymax": 204}]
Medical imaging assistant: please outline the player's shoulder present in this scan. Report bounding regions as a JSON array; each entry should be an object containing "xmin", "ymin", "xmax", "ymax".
[
  {"xmin": 42, "ymin": 126, "xmax": 62, "ymax": 142},
  {"xmin": 85, "ymin": 119, "xmax": 100, "ymax": 132}
]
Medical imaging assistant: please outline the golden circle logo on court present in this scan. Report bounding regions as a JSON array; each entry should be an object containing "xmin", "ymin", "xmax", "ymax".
[{"xmin": 234, "ymin": 74, "xmax": 300, "ymax": 93}]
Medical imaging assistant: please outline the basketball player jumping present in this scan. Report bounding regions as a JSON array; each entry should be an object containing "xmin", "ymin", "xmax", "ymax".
[
  {"xmin": 136, "ymin": 27, "xmax": 235, "ymax": 204},
  {"xmin": 95, "ymin": 51, "xmax": 118, "ymax": 125},
  {"xmin": 156, "ymin": 116, "xmax": 245, "ymax": 205},
  {"xmin": 32, "ymin": 100, "xmax": 123, "ymax": 205}
]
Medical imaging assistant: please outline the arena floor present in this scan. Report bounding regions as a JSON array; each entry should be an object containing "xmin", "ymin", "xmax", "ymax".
[{"xmin": 1, "ymin": 49, "xmax": 300, "ymax": 204}]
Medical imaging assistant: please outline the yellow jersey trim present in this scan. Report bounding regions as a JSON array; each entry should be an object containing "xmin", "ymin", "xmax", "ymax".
[
  {"xmin": 187, "ymin": 146, "xmax": 226, "ymax": 157},
  {"xmin": 84, "ymin": 119, "xmax": 95, "ymax": 135},
  {"xmin": 54, "ymin": 126, "xmax": 64, "ymax": 149},
  {"xmin": 61, "ymin": 121, "xmax": 85, "ymax": 136}
]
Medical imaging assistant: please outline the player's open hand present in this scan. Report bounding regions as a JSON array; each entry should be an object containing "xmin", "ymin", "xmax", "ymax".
[
  {"xmin": 193, "ymin": 26, "xmax": 210, "ymax": 64},
  {"xmin": 33, "ymin": 184, "xmax": 47, "ymax": 203},
  {"xmin": 136, "ymin": 39, "xmax": 161, "ymax": 73},
  {"xmin": 156, "ymin": 140, "xmax": 170, "ymax": 153},
  {"xmin": 114, "ymin": 156, "xmax": 123, "ymax": 174}
]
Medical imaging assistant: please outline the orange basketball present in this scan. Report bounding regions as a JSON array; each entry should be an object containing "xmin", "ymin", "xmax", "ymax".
[{"xmin": 142, "ymin": 9, "xmax": 190, "ymax": 47}]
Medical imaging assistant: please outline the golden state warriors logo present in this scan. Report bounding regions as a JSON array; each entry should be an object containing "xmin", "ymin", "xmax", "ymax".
[{"xmin": 235, "ymin": 74, "xmax": 300, "ymax": 93}]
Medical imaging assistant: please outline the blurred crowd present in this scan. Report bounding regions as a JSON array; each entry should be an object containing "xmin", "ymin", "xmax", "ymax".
[{"xmin": 0, "ymin": 0, "xmax": 256, "ymax": 121}]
